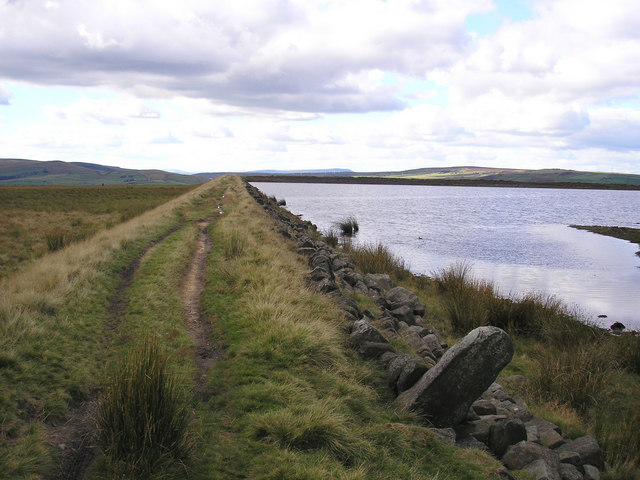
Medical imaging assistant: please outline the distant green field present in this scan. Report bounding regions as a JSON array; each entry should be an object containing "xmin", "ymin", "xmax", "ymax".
[
  {"xmin": 0, "ymin": 184, "xmax": 196, "ymax": 277},
  {"xmin": 390, "ymin": 167, "xmax": 640, "ymax": 186}
]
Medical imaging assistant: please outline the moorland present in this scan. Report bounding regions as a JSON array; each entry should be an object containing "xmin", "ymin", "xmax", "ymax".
[{"xmin": 1, "ymin": 176, "xmax": 639, "ymax": 480}]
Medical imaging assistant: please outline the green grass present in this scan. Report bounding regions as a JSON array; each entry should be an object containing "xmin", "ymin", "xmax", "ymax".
[
  {"xmin": 0, "ymin": 180, "xmax": 220, "ymax": 479},
  {"xmin": 188, "ymin": 179, "xmax": 504, "ymax": 479}
]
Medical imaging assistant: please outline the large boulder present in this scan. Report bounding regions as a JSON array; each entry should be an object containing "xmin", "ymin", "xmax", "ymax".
[{"xmin": 395, "ymin": 326, "xmax": 514, "ymax": 427}]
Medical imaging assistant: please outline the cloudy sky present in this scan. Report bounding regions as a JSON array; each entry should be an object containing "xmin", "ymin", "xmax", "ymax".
[{"xmin": 1, "ymin": 0, "xmax": 640, "ymax": 174}]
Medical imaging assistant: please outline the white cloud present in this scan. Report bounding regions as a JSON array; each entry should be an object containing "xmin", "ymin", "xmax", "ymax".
[
  {"xmin": 0, "ymin": 0, "xmax": 639, "ymax": 174},
  {"xmin": 0, "ymin": 84, "xmax": 11, "ymax": 105},
  {"xmin": 0, "ymin": 0, "xmax": 490, "ymax": 112}
]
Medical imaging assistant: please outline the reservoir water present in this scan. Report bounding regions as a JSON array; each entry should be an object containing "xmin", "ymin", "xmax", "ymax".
[{"xmin": 253, "ymin": 182, "xmax": 640, "ymax": 330}]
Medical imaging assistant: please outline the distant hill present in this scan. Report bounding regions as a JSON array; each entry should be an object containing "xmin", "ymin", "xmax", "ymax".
[
  {"xmin": 377, "ymin": 166, "xmax": 640, "ymax": 186},
  {"xmin": 0, "ymin": 158, "xmax": 207, "ymax": 185}
]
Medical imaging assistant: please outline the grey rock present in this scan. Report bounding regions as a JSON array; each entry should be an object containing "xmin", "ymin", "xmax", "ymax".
[
  {"xmin": 352, "ymin": 341, "xmax": 396, "ymax": 359},
  {"xmin": 385, "ymin": 286, "xmax": 425, "ymax": 315},
  {"xmin": 559, "ymin": 451, "xmax": 583, "ymax": 472},
  {"xmin": 332, "ymin": 256, "xmax": 349, "ymax": 271},
  {"xmin": 540, "ymin": 429, "xmax": 565, "ymax": 449},
  {"xmin": 556, "ymin": 437, "xmax": 604, "ymax": 471},
  {"xmin": 379, "ymin": 351, "xmax": 398, "ymax": 367},
  {"xmin": 455, "ymin": 415, "xmax": 506, "ymax": 444},
  {"xmin": 560, "ymin": 463, "xmax": 584, "ymax": 480},
  {"xmin": 523, "ymin": 457, "xmax": 561, "ymax": 480},
  {"xmin": 364, "ymin": 273, "xmax": 393, "ymax": 293},
  {"xmin": 472, "ymin": 400, "xmax": 497, "ymax": 416},
  {"xmin": 526, "ymin": 417, "xmax": 562, "ymax": 436},
  {"xmin": 316, "ymin": 278, "xmax": 338, "ymax": 294},
  {"xmin": 348, "ymin": 319, "xmax": 387, "ymax": 345},
  {"xmin": 489, "ymin": 418, "xmax": 527, "ymax": 457},
  {"xmin": 422, "ymin": 334, "xmax": 445, "ymax": 358},
  {"xmin": 527, "ymin": 425, "xmax": 541, "ymax": 444},
  {"xmin": 378, "ymin": 315, "xmax": 399, "ymax": 332},
  {"xmin": 582, "ymin": 465, "xmax": 600, "ymax": 480},
  {"xmin": 503, "ymin": 441, "xmax": 557, "ymax": 472},
  {"xmin": 457, "ymin": 435, "xmax": 489, "ymax": 451},
  {"xmin": 390, "ymin": 305, "xmax": 416, "ymax": 325},
  {"xmin": 499, "ymin": 468, "xmax": 520, "ymax": 480},
  {"xmin": 309, "ymin": 265, "xmax": 332, "ymax": 281},
  {"xmin": 431, "ymin": 427, "xmax": 456, "ymax": 445},
  {"xmin": 395, "ymin": 326, "xmax": 514, "ymax": 427},
  {"xmin": 342, "ymin": 270, "xmax": 364, "ymax": 287},
  {"xmin": 297, "ymin": 247, "xmax": 316, "ymax": 256},
  {"xmin": 387, "ymin": 354, "xmax": 430, "ymax": 393}
]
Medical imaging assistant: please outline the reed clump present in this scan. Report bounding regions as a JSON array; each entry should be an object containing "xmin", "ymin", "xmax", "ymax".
[
  {"xmin": 45, "ymin": 230, "xmax": 65, "ymax": 252},
  {"xmin": 345, "ymin": 241, "xmax": 409, "ymax": 281},
  {"xmin": 224, "ymin": 229, "xmax": 247, "ymax": 259},
  {"xmin": 324, "ymin": 228, "xmax": 339, "ymax": 248},
  {"xmin": 97, "ymin": 338, "xmax": 191, "ymax": 476},
  {"xmin": 335, "ymin": 216, "xmax": 359, "ymax": 236},
  {"xmin": 527, "ymin": 340, "xmax": 612, "ymax": 416}
]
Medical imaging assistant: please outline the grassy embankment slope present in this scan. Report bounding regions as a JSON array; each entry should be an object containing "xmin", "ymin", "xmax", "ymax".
[{"xmin": 1, "ymin": 175, "xmax": 504, "ymax": 479}]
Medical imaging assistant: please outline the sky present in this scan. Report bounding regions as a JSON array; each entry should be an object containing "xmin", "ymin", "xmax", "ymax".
[{"xmin": 1, "ymin": 0, "xmax": 640, "ymax": 174}]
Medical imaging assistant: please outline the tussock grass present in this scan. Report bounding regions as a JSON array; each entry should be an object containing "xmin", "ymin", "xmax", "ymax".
[
  {"xmin": 528, "ymin": 340, "xmax": 612, "ymax": 416},
  {"xmin": 45, "ymin": 229, "xmax": 66, "ymax": 252},
  {"xmin": 97, "ymin": 339, "xmax": 192, "ymax": 476},
  {"xmin": 345, "ymin": 241, "xmax": 409, "ymax": 281},
  {"xmin": 335, "ymin": 216, "xmax": 359, "ymax": 236},
  {"xmin": 224, "ymin": 229, "xmax": 247, "ymax": 259},
  {"xmin": 610, "ymin": 333, "xmax": 640, "ymax": 375},
  {"xmin": 324, "ymin": 228, "xmax": 339, "ymax": 247}
]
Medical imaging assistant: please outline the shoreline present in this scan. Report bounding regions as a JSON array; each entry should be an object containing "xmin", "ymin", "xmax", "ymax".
[
  {"xmin": 570, "ymin": 224, "xmax": 640, "ymax": 257},
  {"xmin": 246, "ymin": 174, "xmax": 640, "ymax": 191}
]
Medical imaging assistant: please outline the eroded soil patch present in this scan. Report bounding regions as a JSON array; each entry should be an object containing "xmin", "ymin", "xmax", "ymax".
[{"xmin": 181, "ymin": 218, "xmax": 222, "ymax": 400}]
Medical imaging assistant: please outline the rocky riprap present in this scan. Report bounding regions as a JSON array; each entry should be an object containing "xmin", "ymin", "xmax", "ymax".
[{"xmin": 245, "ymin": 183, "xmax": 606, "ymax": 480}]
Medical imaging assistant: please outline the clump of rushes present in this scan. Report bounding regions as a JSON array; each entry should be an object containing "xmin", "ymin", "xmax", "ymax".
[
  {"xmin": 97, "ymin": 338, "xmax": 191, "ymax": 477},
  {"xmin": 528, "ymin": 340, "xmax": 612, "ymax": 416},
  {"xmin": 45, "ymin": 230, "xmax": 65, "ymax": 252},
  {"xmin": 346, "ymin": 241, "xmax": 409, "ymax": 280},
  {"xmin": 324, "ymin": 228, "xmax": 339, "ymax": 248},
  {"xmin": 335, "ymin": 216, "xmax": 359, "ymax": 236},
  {"xmin": 434, "ymin": 262, "xmax": 495, "ymax": 333},
  {"xmin": 224, "ymin": 229, "xmax": 246, "ymax": 259}
]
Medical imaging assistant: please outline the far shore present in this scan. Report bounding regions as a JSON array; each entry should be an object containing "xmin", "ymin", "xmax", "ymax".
[{"xmin": 246, "ymin": 174, "xmax": 640, "ymax": 191}]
